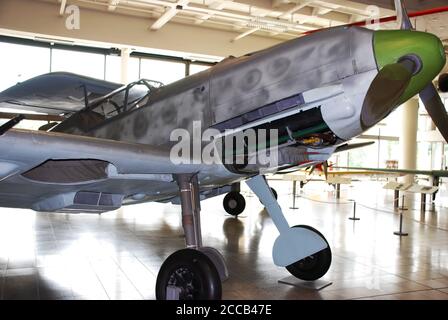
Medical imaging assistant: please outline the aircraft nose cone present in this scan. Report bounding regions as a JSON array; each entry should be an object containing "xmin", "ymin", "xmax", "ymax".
[
  {"xmin": 360, "ymin": 30, "xmax": 445, "ymax": 130},
  {"xmin": 373, "ymin": 30, "xmax": 446, "ymax": 104}
]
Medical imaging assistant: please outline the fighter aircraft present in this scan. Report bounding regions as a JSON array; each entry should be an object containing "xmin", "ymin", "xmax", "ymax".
[{"xmin": 0, "ymin": 0, "xmax": 446, "ymax": 300}]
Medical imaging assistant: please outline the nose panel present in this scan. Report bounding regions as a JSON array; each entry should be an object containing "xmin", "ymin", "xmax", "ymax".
[{"xmin": 373, "ymin": 30, "xmax": 446, "ymax": 104}]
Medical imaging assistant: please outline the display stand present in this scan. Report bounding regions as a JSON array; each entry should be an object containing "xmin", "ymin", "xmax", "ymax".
[
  {"xmin": 282, "ymin": 174, "xmax": 307, "ymax": 210},
  {"xmin": 278, "ymin": 276, "xmax": 332, "ymax": 291},
  {"xmin": 383, "ymin": 182, "xmax": 412, "ymax": 210},
  {"xmin": 326, "ymin": 176, "xmax": 351, "ymax": 199},
  {"xmin": 406, "ymin": 184, "xmax": 438, "ymax": 212},
  {"xmin": 290, "ymin": 180, "xmax": 299, "ymax": 210}
]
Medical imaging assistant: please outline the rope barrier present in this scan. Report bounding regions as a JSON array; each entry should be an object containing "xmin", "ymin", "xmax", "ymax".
[{"xmin": 297, "ymin": 191, "xmax": 448, "ymax": 232}]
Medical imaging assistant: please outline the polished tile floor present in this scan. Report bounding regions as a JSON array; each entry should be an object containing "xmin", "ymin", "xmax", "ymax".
[{"xmin": 1, "ymin": 178, "xmax": 448, "ymax": 300}]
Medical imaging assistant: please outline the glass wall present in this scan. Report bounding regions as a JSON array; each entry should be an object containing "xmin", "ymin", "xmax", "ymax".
[
  {"xmin": 0, "ymin": 42, "xmax": 51, "ymax": 92},
  {"xmin": 51, "ymin": 49, "xmax": 105, "ymax": 79},
  {"xmin": 140, "ymin": 58, "xmax": 185, "ymax": 84},
  {"xmin": 0, "ymin": 38, "xmax": 215, "ymax": 91},
  {"xmin": 105, "ymin": 55, "xmax": 140, "ymax": 83},
  {"xmin": 190, "ymin": 64, "xmax": 210, "ymax": 75}
]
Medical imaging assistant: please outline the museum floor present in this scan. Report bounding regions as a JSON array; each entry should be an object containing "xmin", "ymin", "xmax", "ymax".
[{"xmin": 1, "ymin": 178, "xmax": 448, "ymax": 300}]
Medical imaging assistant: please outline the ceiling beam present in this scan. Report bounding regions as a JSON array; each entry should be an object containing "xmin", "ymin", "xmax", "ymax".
[
  {"xmin": 108, "ymin": 0, "xmax": 120, "ymax": 11},
  {"xmin": 150, "ymin": 0, "xmax": 189, "ymax": 30},
  {"xmin": 195, "ymin": 0, "xmax": 233, "ymax": 24},
  {"xmin": 231, "ymin": 27, "xmax": 259, "ymax": 42},
  {"xmin": 58, "ymin": 0, "xmax": 67, "ymax": 16},
  {"xmin": 279, "ymin": 0, "xmax": 317, "ymax": 19},
  {"xmin": 0, "ymin": 0, "xmax": 283, "ymax": 57}
]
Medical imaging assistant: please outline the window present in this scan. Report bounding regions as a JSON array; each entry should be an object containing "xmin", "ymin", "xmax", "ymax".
[
  {"xmin": 105, "ymin": 55, "xmax": 140, "ymax": 84},
  {"xmin": 189, "ymin": 64, "xmax": 210, "ymax": 75},
  {"xmin": 140, "ymin": 58, "xmax": 185, "ymax": 85},
  {"xmin": 417, "ymin": 142, "xmax": 432, "ymax": 170},
  {"xmin": 0, "ymin": 42, "xmax": 50, "ymax": 92},
  {"xmin": 51, "ymin": 49, "xmax": 105, "ymax": 79},
  {"xmin": 347, "ymin": 138, "xmax": 378, "ymax": 168}
]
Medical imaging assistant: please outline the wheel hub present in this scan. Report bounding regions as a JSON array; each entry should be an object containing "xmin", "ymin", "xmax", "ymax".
[
  {"xmin": 228, "ymin": 199, "xmax": 237, "ymax": 209},
  {"xmin": 167, "ymin": 266, "xmax": 198, "ymax": 300}
]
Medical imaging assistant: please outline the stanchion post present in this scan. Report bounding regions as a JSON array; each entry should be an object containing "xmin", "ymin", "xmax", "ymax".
[
  {"xmin": 348, "ymin": 200, "xmax": 360, "ymax": 221},
  {"xmin": 336, "ymin": 184, "xmax": 341, "ymax": 199},
  {"xmin": 394, "ymin": 189, "xmax": 399, "ymax": 209},
  {"xmin": 290, "ymin": 180, "xmax": 299, "ymax": 210},
  {"xmin": 394, "ymin": 194, "xmax": 409, "ymax": 236},
  {"xmin": 420, "ymin": 193, "xmax": 426, "ymax": 212}
]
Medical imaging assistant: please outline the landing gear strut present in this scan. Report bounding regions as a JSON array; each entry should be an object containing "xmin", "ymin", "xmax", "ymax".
[
  {"xmin": 259, "ymin": 187, "xmax": 278, "ymax": 206},
  {"xmin": 156, "ymin": 174, "xmax": 227, "ymax": 300},
  {"xmin": 246, "ymin": 175, "xmax": 331, "ymax": 282}
]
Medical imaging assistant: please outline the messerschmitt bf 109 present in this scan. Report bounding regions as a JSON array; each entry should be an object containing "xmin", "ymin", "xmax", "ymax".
[{"xmin": 0, "ymin": 0, "xmax": 446, "ymax": 300}]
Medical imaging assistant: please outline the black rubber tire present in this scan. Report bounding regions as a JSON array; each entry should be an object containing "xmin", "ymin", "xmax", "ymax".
[
  {"xmin": 223, "ymin": 191, "xmax": 246, "ymax": 216},
  {"xmin": 285, "ymin": 225, "xmax": 332, "ymax": 281},
  {"xmin": 271, "ymin": 187, "xmax": 278, "ymax": 200},
  {"xmin": 156, "ymin": 249, "xmax": 222, "ymax": 300}
]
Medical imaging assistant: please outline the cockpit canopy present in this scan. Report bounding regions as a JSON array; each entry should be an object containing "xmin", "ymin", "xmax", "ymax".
[{"xmin": 88, "ymin": 79, "xmax": 163, "ymax": 119}]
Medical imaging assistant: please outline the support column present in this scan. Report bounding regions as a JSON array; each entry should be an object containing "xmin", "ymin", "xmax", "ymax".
[
  {"xmin": 120, "ymin": 48, "xmax": 131, "ymax": 85},
  {"xmin": 399, "ymin": 97, "xmax": 419, "ymax": 185}
]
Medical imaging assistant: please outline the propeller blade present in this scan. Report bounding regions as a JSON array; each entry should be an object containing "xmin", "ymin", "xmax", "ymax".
[
  {"xmin": 323, "ymin": 161, "xmax": 328, "ymax": 181},
  {"xmin": 394, "ymin": 0, "xmax": 413, "ymax": 30},
  {"xmin": 419, "ymin": 83, "xmax": 448, "ymax": 142},
  {"xmin": 361, "ymin": 61, "xmax": 414, "ymax": 129},
  {"xmin": 335, "ymin": 141, "xmax": 375, "ymax": 153}
]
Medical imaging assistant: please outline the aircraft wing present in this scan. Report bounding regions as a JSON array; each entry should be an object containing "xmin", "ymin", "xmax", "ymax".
[
  {"xmin": 334, "ymin": 166, "xmax": 439, "ymax": 176},
  {"xmin": 326, "ymin": 170, "xmax": 402, "ymax": 176},
  {"xmin": 0, "ymin": 72, "xmax": 122, "ymax": 115},
  {"xmin": 0, "ymin": 129, "xmax": 226, "ymax": 213}
]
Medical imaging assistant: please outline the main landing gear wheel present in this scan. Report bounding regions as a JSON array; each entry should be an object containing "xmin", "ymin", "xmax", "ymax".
[
  {"xmin": 271, "ymin": 187, "xmax": 278, "ymax": 200},
  {"xmin": 156, "ymin": 248, "xmax": 222, "ymax": 300},
  {"xmin": 286, "ymin": 225, "xmax": 332, "ymax": 281},
  {"xmin": 260, "ymin": 187, "xmax": 278, "ymax": 205},
  {"xmin": 223, "ymin": 191, "xmax": 246, "ymax": 216}
]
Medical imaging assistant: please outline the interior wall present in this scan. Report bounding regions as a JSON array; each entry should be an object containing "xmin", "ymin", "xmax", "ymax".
[{"xmin": 0, "ymin": 0, "xmax": 282, "ymax": 58}]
